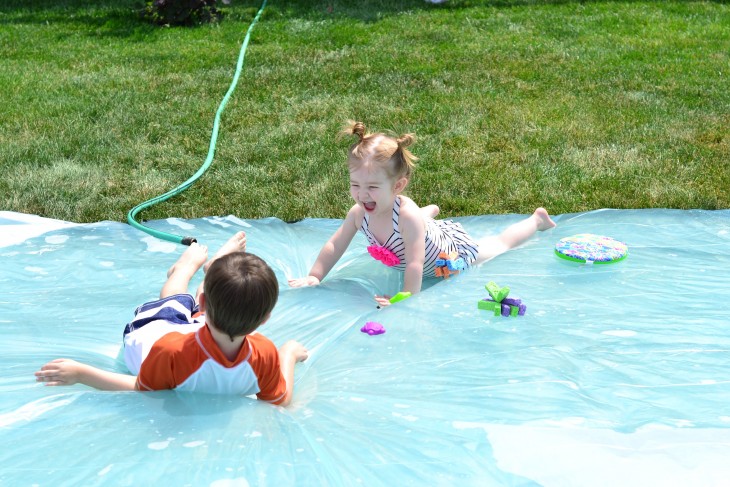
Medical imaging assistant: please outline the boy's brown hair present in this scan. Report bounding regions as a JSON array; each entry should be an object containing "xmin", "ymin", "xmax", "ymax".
[{"xmin": 203, "ymin": 252, "xmax": 279, "ymax": 340}]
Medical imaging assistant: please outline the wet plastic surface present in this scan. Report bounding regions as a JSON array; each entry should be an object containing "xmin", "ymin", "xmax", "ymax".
[{"xmin": 1, "ymin": 209, "xmax": 729, "ymax": 486}]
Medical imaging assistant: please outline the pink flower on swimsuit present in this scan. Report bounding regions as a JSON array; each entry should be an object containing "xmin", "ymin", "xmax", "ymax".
[{"xmin": 367, "ymin": 245, "xmax": 400, "ymax": 267}]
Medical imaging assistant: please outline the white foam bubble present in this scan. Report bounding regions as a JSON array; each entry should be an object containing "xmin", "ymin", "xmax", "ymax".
[
  {"xmin": 167, "ymin": 218, "xmax": 195, "ymax": 230},
  {"xmin": 148, "ymin": 440, "xmax": 171, "ymax": 450},
  {"xmin": 45, "ymin": 235, "xmax": 69, "ymax": 244},
  {"xmin": 602, "ymin": 329, "xmax": 637, "ymax": 337},
  {"xmin": 24, "ymin": 266, "xmax": 47, "ymax": 275},
  {"xmin": 141, "ymin": 236, "xmax": 177, "ymax": 253},
  {"xmin": 183, "ymin": 441, "xmax": 206, "ymax": 448},
  {"xmin": 392, "ymin": 412, "xmax": 418, "ymax": 422}
]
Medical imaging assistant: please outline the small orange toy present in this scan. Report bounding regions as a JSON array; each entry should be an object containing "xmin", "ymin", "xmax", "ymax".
[{"xmin": 434, "ymin": 251, "xmax": 466, "ymax": 278}]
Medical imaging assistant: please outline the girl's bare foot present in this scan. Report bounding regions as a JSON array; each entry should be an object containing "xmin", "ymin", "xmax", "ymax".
[
  {"xmin": 534, "ymin": 208, "xmax": 557, "ymax": 231},
  {"xmin": 167, "ymin": 242, "xmax": 209, "ymax": 278},
  {"xmin": 204, "ymin": 231, "xmax": 247, "ymax": 273},
  {"xmin": 421, "ymin": 204, "xmax": 440, "ymax": 219}
]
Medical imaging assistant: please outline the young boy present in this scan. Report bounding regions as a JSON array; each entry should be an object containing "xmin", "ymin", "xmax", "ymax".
[{"xmin": 35, "ymin": 232, "xmax": 308, "ymax": 407}]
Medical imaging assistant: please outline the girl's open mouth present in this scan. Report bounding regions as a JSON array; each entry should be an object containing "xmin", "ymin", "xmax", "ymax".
[{"xmin": 363, "ymin": 202, "xmax": 376, "ymax": 212}]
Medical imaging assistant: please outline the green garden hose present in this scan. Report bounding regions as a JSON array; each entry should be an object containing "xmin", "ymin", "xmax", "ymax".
[{"xmin": 127, "ymin": 0, "xmax": 268, "ymax": 245}]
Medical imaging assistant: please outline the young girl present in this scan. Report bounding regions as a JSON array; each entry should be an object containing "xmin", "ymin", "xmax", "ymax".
[{"xmin": 288, "ymin": 121, "xmax": 556, "ymax": 307}]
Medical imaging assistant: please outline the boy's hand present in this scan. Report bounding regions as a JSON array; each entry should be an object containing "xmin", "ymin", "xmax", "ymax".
[
  {"xmin": 288, "ymin": 276, "xmax": 321, "ymax": 288},
  {"xmin": 374, "ymin": 295, "xmax": 392, "ymax": 307},
  {"xmin": 35, "ymin": 358, "xmax": 84, "ymax": 386},
  {"xmin": 280, "ymin": 340, "xmax": 309, "ymax": 362}
]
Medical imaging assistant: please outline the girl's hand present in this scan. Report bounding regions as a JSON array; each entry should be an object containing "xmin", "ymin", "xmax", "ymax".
[
  {"xmin": 374, "ymin": 295, "xmax": 392, "ymax": 307},
  {"xmin": 288, "ymin": 276, "xmax": 321, "ymax": 288},
  {"xmin": 35, "ymin": 358, "xmax": 84, "ymax": 386}
]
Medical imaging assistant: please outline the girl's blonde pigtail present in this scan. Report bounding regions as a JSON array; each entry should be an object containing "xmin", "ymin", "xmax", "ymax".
[
  {"xmin": 341, "ymin": 120, "xmax": 366, "ymax": 143},
  {"xmin": 395, "ymin": 133, "xmax": 418, "ymax": 176},
  {"xmin": 396, "ymin": 133, "xmax": 415, "ymax": 149},
  {"xmin": 352, "ymin": 121, "xmax": 366, "ymax": 142}
]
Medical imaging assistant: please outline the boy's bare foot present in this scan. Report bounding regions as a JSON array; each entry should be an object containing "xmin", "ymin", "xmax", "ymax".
[
  {"xmin": 204, "ymin": 231, "xmax": 247, "ymax": 273},
  {"xmin": 534, "ymin": 208, "xmax": 557, "ymax": 231},
  {"xmin": 167, "ymin": 242, "xmax": 209, "ymax": 278}
]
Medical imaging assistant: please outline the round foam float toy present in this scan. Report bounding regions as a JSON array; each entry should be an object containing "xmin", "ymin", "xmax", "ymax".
[{"xmin": 554, "ymin": 234, "xmax": 628, "ymax": 264}]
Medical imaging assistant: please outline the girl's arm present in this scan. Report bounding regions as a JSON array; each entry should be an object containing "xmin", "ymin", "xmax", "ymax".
[
  {"xmin": 374, "ymin": 201, "xmax": 426, "ymax": 307},
  {"xmin": 398, "ymin": 203, "xmax": 427, "ymax": 294},
  {"xmin": 35, "ymin": 358, "xmax": 138, "ymax": 391},
  {"xmin": 288, "ymin": 205, "xmax": 361, "ymax": 287}
]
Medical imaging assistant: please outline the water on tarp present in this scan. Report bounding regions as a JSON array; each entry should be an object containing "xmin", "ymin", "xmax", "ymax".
[{"xmin": 1, "ymin": 209, "xmax": 729, "ymax": 486}]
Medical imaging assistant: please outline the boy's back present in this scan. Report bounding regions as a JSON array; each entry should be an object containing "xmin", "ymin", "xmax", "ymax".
[{"xmin": 136, "ymin": 314, "xmax": 286, "ymax": 402}]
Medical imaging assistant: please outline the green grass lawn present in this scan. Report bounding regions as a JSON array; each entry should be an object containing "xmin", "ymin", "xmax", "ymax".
[{"xmin": 1, "ymin": 0, "xmax": 728, "ymax": 223}]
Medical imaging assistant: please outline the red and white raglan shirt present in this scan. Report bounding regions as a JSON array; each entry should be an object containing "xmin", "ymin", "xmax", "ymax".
[{"xmin": 122, "ymin": 294, "xmax": 287, "ymax": 404}]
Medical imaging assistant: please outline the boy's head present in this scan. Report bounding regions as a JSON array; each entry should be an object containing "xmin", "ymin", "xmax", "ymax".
[
  {"xmin": 203, "ymin": 252, "xmax": 278, "ymax": 339},
  {"xmin": 343, "ymin": 121, "xmax": 417, "ymax": 182}
]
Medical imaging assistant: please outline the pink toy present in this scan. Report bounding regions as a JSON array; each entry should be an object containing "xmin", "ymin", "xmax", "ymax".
[
  {"xmin": 367, "ymin": 245, "xmax": 400, "ymax": 267},
  {"xmin": 361, "ymin": 321, "xmax": 386, "ymax": 335}
]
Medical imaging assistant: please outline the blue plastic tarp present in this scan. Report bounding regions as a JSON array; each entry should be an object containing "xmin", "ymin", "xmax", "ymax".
[{"xmin": 1, "ymin": 209, "xmax": 729, "ymax": 486}]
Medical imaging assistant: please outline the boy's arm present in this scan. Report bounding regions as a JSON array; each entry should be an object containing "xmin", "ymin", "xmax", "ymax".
[
  {"xmin": 35, "ymin": 358, "xmax": 138, "ymax": 391},
  {"xmin": 273, "ymin": 340, "xmax": 309, "ymax": 407},
  {"xmin": 289, "ymin": 205, "xmax": 361, "ymax": 287}
]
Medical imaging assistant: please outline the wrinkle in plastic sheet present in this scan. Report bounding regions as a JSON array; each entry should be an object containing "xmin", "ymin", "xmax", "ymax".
[{"xmin": 1, "ymin": 209, "xmax": 730, "ymax": 486}]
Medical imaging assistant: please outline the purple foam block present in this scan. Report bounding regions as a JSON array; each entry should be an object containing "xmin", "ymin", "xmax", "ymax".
[{"xmin": 361, "ymin": 321, "xmax": 386, "ymax": 335}]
